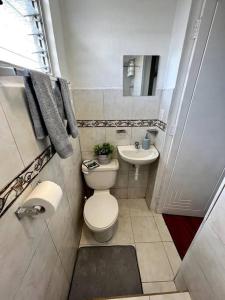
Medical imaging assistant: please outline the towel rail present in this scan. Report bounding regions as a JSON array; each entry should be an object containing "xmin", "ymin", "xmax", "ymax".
[{"xmin": 0, "ymin": 65, "xmax": 70, "ymax": 84}]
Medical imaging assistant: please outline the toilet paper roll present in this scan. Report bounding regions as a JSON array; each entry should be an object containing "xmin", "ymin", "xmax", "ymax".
[{"xmin": 23, "ymin": 181, "xmax": 63, "ymax": 218}]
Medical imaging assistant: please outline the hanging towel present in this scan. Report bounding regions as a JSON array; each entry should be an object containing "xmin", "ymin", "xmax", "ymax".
[
  {"xmin": 28, "ymin": 70, "xmax": 73, "ymax": 158},
  {"xmin": 57, "ymin": 78, "xmax": 78, "ymax": 138},
  {"xmin": 53, "ymin": 83, "xmax": 65, "ymax": 121},
  {"xmin": 15, "ymin": 68, "xmax": 47, "ymax": 139}
]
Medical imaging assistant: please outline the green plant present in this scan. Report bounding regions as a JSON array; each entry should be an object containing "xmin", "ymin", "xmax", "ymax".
[{"xmin": 94, "ymin": 143, "xmax": 114, "ymax": 156}]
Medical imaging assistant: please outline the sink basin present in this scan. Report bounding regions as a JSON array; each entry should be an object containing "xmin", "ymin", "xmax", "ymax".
[
  {"xmin": 117, "ymin": 145, "xmax": 159, "ymax": 165},
  {"xmin": 117, "ymin": 145, "xmax": 159, "ymax": 180}
]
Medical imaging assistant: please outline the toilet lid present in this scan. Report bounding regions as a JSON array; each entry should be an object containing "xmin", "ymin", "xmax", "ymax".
[{"xmin": 84, "ymin": 193, "xmax": 119, "ymax": 232}]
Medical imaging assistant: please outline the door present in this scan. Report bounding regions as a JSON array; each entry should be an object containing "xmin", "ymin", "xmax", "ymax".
[{"xmin": 160, "ymin": 0, "xmax": 225, "ymax": 216}]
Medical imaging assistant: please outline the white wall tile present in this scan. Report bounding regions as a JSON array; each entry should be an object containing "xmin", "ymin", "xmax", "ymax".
[
  {"xmin": 0, "ymin": 99, "xmax": 24, "ymax": 189},
  {"xmin": 81, "ymin": 151, "xmax": 96, "ymax": 160},
  {"xmin": 154, "ymin": 129, "xmax": 165, "ymax": 153},
  {"xmin": 159, "ymin": 89, "xmax": 174, "ymax": 123},
  {"xmin": 103, "ymin": 89, "xmax": 133, "ymax": 119},
  {"xmin": 15, "ymin": 228, "xmax": 58, "ymax": 300},
  {"xmin": 45, "ymin": 257, "xmax": 69, "ymax": 300},
  {"xmin": 131, "ymin": 93, "xmax": 161, "ymax": 120},
  {"xmin": 128, "ymin": 171, "xmax": 149, "ymax": 188},
  {"xmin": 0, "ymin": 187, "xmax": 46, "ymax": 300},
  {"xmin": 131, "ymin": 127, "xmax": 148, "ymax": 144},
  {"xmin": 0, "ymin": 87, "xmax": 49, "ymax": 166},
  {"xmin": 58, "ymin": 218, "xmax": 77, "ymax": 281},
  {"xmin": 106, "ymin": 127, "xmax": 131, "ymax": 146},
  {"xmin": 117, "ymin": 155, "xmax": 130, "ymax": 172},
  {"xmin": 73, "ymin": 89, "xmax": 104, "ymax": 120},
  {"xmin": 79, "ymin": 127, "xmax": 106, "ymax": 152},
  {"xmin": 114, "ymin": 172, "xmax": 129, "ymax": 188}
]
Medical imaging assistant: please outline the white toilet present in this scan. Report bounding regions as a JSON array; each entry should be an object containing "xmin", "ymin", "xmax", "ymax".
[{"xmin": 82, "ymin": 159, "xmax": 119, "ymax": 242}]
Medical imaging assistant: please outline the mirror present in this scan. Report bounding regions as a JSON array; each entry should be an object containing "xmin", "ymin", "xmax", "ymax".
[{"xmin": 123, "ymin": 55, "xmax": 160, "ymax": 96}]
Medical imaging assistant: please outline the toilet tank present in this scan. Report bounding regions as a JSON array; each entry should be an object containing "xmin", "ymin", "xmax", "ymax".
[{"xmin": 82, "ymin": 159, "xmax": 119, "ymax": 190}]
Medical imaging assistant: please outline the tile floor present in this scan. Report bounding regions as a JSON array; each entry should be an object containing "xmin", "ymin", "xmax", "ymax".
[
  {"xmin": 79, "ymin": 198, "xmax": 182, "ymax": 295},
  {"xmin": 109, "ymin": 292, "xmax": 191, "ymax": 300}
]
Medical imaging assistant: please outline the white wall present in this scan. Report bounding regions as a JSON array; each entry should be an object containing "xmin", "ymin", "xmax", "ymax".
[
  {"xmin": 159, "ymin": 0, "xmax": 191, "ymax": 123},
  {"xmin": 59, "ymin": 0, "xmax": 177, "ymax": 89},
  {"xmin": 164, "ymin": 0, "xmax": 191, "ymax": 90},
  {"xmin": 175, "ymin": 178, "xmax": 225, "ymax": 300}
]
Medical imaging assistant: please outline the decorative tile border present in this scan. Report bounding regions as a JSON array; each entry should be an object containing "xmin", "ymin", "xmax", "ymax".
[
  {"xmin": 0, "ymin": 145, "xmax": 56, "ymax": 218},
  {"xmin": 77, "ymin": 119, "xmax": 166, "ymax": 131},
  {"xmin": 155, "ymin": 120, "xmax": 167, "ymax": 131}
]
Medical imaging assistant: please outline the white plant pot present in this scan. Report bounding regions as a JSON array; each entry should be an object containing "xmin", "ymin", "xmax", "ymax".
[{"xmin": 97, "ymin": 155, "xmax": 111, "ymax": 165}]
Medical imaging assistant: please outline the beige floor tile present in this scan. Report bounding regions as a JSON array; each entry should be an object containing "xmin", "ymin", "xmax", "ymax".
[
  {"xmin": 128, "ymin": 198, "xmax": 153, "ymax": 217},
  {"xmin": 131, "ymin": 216, "xmax": 161, "ymax": 242},
  {"xmin": 80, "ymin": 224, "xmax": 99, "ymax": 246},
  {"xmin": 136, "ymin": 243, "xmax": 174, "ymax": 282},
  {"xmin": 111, "ymin": 297, "xmax": 149, "ymax": 300},
  {"xmin": 142, "ymin": 281, "xmax": 177, "ymax": 294},
  {"xmin": 109, "ymin": 216, "xmax": 134, "ymax": 245},
  {"xmin": 163, "ymin": 242, "xmax": 182, "ymax": 276},
  {"xmin": 128, "ymin": 188, "xmax": 146, "ymax": 199},
  {"xmin": 117, "ymin": 198, "xmax": 130, "ymax": 217},
  {"xmin": 150, "ymin": 293, "xmax": 190, "ymax": 300},
  {"xmin": 154, "ymin": 215, "xmax": 173, "ymax": 241},
  {"xmin": 111, "ymin": 188, "xmax": 128, "ymax": 199},
  {"xmin": 80, "ymin": 216, "xmax": 134, "ymax": 246}
]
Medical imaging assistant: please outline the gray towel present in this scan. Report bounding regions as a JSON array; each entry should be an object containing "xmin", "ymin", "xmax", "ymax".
[
  {"xmin": 15, "ymin": 69, "xmax": 47, "ymax": 139},
  {"xmin": 53, "ymin": 84, "xmax": 65, "ymax": 121},
  {"xmin": 28, "ymin": 70, "xmax": 73, "ymax": 159},
  {"xmin": 57, "ymin": 78, "xmax": 78, "ymax": 138}
]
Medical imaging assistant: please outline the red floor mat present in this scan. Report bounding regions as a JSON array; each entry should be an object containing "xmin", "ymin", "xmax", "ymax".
[{"xmin": 163, "ymin": 214, "xmax": 203, "ymax": 259}]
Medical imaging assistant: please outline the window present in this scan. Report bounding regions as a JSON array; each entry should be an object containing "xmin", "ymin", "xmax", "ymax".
[{"xmin": 0, "ymin": 0, "xmax": 51, "ymax": 73}]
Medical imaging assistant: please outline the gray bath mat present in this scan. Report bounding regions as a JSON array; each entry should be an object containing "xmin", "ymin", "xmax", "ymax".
[{"xmin": 68, "ymin": 246, "xmax": 143, "ymax": 300}]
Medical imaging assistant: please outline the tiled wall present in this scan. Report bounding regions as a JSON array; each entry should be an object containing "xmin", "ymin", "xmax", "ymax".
[
  {"xmin": 175, "ymin": 180, "xmax": 225, "ymax": 300},
  {"xmin": 0, "ymin": 86, "xmax": 83, "ymax": 300},
  {"xmin": 73, "ymin": 88, "xmax": 162, "ymax": 199}
]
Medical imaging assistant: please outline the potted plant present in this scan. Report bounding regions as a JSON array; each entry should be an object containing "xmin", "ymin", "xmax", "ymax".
[{"xmin": 94, "ymin": 143, "xmax": 114, "ymax": 165}]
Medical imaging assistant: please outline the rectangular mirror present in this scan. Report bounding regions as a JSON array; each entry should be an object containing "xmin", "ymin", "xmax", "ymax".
[{"xmin": 123, "ymin": 55, "xmax": 160, "ymax": 96}]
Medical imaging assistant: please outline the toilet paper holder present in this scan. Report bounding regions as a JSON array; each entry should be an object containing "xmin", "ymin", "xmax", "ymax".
[{"xmin": 15, "ymin": 205, "xmax": 45, "ymax": 220}]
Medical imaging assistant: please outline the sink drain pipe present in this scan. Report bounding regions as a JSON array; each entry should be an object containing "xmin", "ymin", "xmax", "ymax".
[{"xmin": 134, "ymin": 165, "xmax": 139, "ymax": 181}]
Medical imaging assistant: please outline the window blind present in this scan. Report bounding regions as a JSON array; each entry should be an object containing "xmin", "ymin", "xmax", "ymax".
[{"xmin": 0, "ymin": 0, "xmax": 51, "ymax": 73}]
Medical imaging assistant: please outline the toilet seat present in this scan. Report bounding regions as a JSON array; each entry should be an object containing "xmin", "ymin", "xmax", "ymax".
[{"xmin": 84, "ymin": 192, "xmax": 118, "ymax": 232}]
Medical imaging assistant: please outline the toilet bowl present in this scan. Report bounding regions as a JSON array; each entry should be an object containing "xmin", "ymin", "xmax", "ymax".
[{"xmin": 82, "ymin": 159, "xmax": 119, "ymax": 242}]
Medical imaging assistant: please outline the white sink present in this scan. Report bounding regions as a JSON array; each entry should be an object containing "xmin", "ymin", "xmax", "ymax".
[
  {"xmin": 118, "ymin": 145, "xmax": 159, "ymax": 165},
  {"xmin": 117, "ymin": 145, "xmax": 159, "ymax": 180}
]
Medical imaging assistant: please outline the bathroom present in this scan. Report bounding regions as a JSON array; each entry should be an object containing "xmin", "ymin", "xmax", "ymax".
[{"xmin": 0, "ymin": 0, "xmax": 225, "ymax": 300}]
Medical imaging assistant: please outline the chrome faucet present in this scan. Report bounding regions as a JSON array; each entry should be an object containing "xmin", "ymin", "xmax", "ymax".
[{"xmin": 134, "ymin": 141, "xmax": 140, "ymax": 149}]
